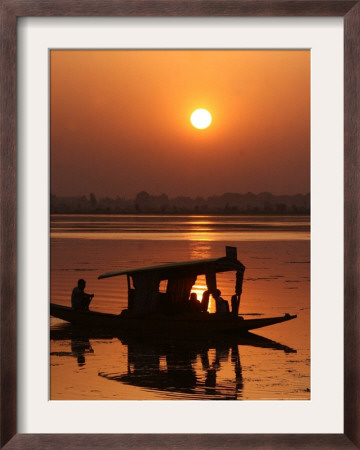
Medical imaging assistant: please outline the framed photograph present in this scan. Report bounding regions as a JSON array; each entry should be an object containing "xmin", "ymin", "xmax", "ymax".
[{"xmin": 1, "ymin": 1, "xmax": 359, "ymax": 448}]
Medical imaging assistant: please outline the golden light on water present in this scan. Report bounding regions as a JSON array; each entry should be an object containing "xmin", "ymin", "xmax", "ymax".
[{"xmin": 50, "ymin": 218, "xmax": 310, "ymax": 400}]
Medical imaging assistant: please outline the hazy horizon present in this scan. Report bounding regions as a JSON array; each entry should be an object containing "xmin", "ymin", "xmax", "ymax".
[{"xmin": 51, "ymin": 190, "xmax": 310, "ymax": 199}]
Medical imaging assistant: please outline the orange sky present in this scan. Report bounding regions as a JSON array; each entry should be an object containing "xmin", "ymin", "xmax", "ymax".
[{"xmin": 50, "ymin": 50, "xmax": 310, "ymax": 198}]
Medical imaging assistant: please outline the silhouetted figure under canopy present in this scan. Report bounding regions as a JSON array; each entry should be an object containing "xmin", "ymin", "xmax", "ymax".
[
  {"xmin": 201, "ymin": 290, "xmax": 210, "ymax": 312},
  {"xmin": 214, "ymin": 289, "xmax": 229, "ymax": 314},
  {"xmin": 188, "ymin": 292, "xmax": 202, "ymax": 312}
]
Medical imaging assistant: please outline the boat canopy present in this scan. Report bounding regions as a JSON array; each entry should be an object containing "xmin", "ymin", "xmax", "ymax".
[
  {"xmin": 98, "ymin": 247, "xmax": 245, "ymax": 315},
  {"xmin": 98, "ymin": 256, "xmax": 244, "ymax": 281}
]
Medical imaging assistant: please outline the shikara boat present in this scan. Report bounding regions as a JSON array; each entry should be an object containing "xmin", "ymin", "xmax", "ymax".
[{"xmin": 50, "ymin": 246, "xmax": 296, "ymax": 336}]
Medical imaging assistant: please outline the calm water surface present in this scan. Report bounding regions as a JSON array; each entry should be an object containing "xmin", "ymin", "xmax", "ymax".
[{"xmin": 50, "ymin": 214, "xmax": 310, "ymax": 400}]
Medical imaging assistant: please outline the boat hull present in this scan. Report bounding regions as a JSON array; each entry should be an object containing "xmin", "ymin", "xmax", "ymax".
[{"xmin": 50, "ymin": 303, "xmax": 296, "ymax": 336}]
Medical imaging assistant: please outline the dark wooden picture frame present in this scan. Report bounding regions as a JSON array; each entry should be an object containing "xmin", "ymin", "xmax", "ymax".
[{"xmin": 1, "ymin": 1, "xmax": 359, "ymax": 448}]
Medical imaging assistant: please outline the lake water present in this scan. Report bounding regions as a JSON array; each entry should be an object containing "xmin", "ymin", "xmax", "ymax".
[{"xmin": 50, "ymin": 214, "xmax": 310, "ymax": 400}]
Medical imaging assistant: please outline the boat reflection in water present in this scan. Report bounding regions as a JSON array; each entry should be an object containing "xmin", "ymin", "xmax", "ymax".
[
  {"xmin": 71, "ymin": 338, "xmax": 94, "ymax": 366},
  {"xmin": 51, "ymin": 327, "xmax": 296, "ymax": 400},
  {"xmin": 50, "ymin": 336, "xmax": 94, "ymax": 367},
  {"xmin": 102, "ymin": 336, "xmax": 247, "ymax": 398}
]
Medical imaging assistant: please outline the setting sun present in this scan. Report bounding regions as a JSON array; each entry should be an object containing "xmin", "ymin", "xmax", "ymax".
[{"xmin": 190, "ymin": 108, "xmax": 212, "ymax": 129}]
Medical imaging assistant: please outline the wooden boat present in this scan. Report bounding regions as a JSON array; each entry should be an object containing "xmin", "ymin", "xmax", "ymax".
[
  {"xmin": 50, "ymin": 303, "xmax": 296, "ymax": 335},
  {"xmin": 50, "ymin": 246, "xmax": 297, "ymax": 335},
  {"xmin": 49, "ymin": 324, "xmax": 297, "ymax": 353}
]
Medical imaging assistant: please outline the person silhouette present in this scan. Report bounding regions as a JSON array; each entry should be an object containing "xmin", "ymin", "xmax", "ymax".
[
  {"xmin": 71, "ymin": 279, "xmax": 94, "ymax": 311},
  {"xmin": 214, "ymin": 289, "xmax": 229, "ymax": 314},
  {"xmin": 201, "ymin": 290, "xmax": 210, "ymax": 312},
  {"xmin": 188, "ymin": 292, "xmax": 201, "ymax": 312}
]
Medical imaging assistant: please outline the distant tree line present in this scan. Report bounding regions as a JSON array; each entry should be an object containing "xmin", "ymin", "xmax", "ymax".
[{"xmin": 50, "ymin": 191, "xmax": 310, "ymax": 215}]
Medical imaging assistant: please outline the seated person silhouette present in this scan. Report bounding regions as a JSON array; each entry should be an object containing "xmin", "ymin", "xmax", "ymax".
[
  {"xmin": 214, "ymin": 289, "xmax": 229, "ymax": 314},
  {"xmin": 201, "ymin": 290, "xmax": 210, "ymax": 312},
  {"xmin": 188, "ymin": 292, "xmax": 202, "ymax": 313},
  {"xmin": 71, "ymin": 279, "xmax": 94, "ymax": 311}
]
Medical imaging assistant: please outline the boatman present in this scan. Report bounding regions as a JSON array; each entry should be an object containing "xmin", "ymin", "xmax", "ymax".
[{"xmin": 71, "ymin": 279, "xmax": 94, "ymax": 311}]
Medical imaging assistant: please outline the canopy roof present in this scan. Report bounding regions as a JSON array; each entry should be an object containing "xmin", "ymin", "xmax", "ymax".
[{"xmin": 98, "ymin": 256, "xmax": 245, "ymax": 281}]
